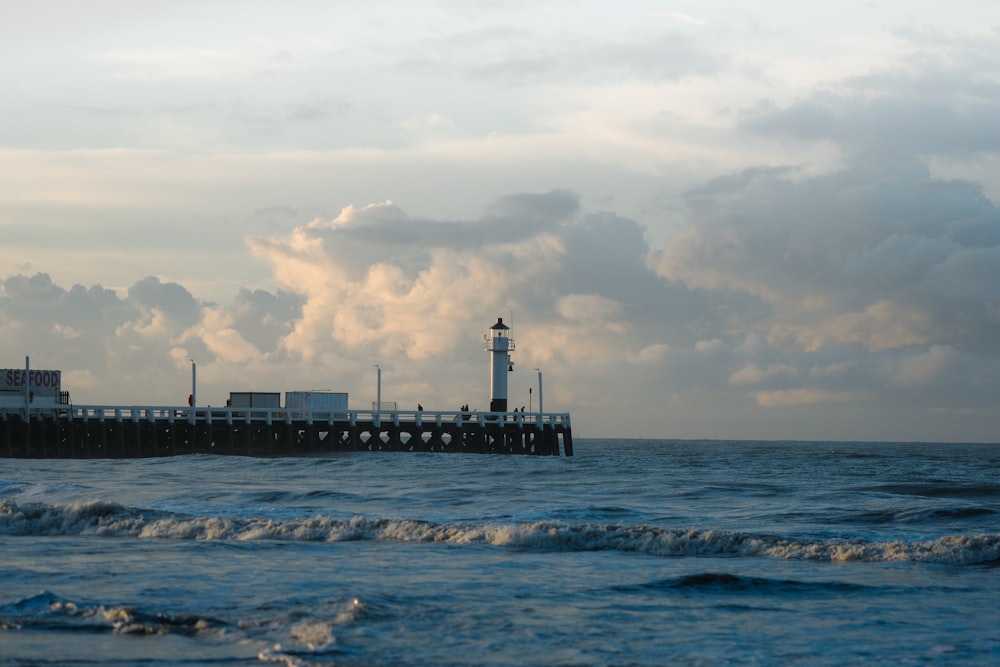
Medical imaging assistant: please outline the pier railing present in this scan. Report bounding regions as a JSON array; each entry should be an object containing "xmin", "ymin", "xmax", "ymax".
[{"xmin": 2, "ymin": 405, "xmax": 571, "ymax": 429}]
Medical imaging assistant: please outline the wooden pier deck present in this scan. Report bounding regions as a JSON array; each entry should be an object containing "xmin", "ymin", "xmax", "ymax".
[{"xmin": 1, "ymin": 406, "xmax": 573, "ymax": 458}]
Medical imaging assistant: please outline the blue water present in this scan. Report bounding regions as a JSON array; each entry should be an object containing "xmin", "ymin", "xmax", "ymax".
[{"xmin": 2, "ymin": 439, "xmax": 999, "ymax": 665}]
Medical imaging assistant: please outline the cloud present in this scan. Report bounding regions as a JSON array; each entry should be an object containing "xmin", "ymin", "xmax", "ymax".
[
  {"xmin": 0, "ymin": 271, "xmax": 299, "ymax": 405},
  {"xmin": 95, "ymin": 35, "xmax": 350, "ymax": 82},
  {"xmin": 227, "ymin": 287, "xmax": 303, "ymax": 353},
  {"xmin": 650, "ymin": 11, "xmax": 710, "ymax": 28},
  {"xmin": 247, "ymin": 190, "xmax": 582, "ymax": 363},
  {"xmin": 729, "ymin": 362, "xmax": 796, "ymax": 386},
  {"xmin": 890, "ymin": 344, "xmax": 960, "ymax": 388},
  {"xmin": 754, "ymin": 388, "xmax": 855, "ymax": 408},
  {"xmin": 774, "ymin": 300, "xmax": 937, "ymax": 353},
  {"xmin": 284, "ymin": 97, "xmax": 354, "ymax": 122},
  {"xmin": 403, "ymin": 26, "xmax": 723, "ymax": 85},
  {"xmin": 127, "ymin": 276, "xmax": 200, "ymax": 329},
  {"xmin": 654, "ymin": 160, "xmax": 1000, "ymax": 358},
  {"xmin": 739, "ymin": 28, "xmax": 1000, "ymax": 159},
  {"xmin": 556, "ymin": 294, "xmax": 626, "ymax": 331},
  {"xmin": 315, "ymin": 189, "xmax": 578, "ymax": 251},
  {"xmin": 4, "ymin": 171, "xmax": 1000, "ymax": 439},
  {"xmin": 925, "ymin": 246, "xmax": 1000, "ymax": 300}
]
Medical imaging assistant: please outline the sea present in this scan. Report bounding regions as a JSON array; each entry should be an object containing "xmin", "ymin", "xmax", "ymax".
[{"xmin": 1, "ymin": 439, "xmax": 999, "ymax": 666}]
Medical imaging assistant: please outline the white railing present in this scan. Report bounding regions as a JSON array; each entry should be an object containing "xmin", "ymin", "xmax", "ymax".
[{"xmin": 1, "ymin": 405, "xmax": 570, "ymax": 429}]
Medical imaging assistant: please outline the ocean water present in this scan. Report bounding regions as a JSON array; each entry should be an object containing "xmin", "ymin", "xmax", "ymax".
[{"xmin": 1, "ymin": 439, "xmax": 999, "ymax": 666}]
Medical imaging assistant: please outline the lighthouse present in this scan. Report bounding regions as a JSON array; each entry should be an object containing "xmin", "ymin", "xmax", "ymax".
[{"xmin": 485, "ymin": 317, "xmax": 514, "ymax": 412}]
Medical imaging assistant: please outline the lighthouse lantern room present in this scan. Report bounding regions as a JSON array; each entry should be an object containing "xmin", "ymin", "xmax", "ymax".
[{"xmin": 485, "ymin": 317, "xmax": 515, "ymax": 412}]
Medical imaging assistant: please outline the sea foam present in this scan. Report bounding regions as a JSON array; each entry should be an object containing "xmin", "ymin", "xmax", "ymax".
[{"xmin": 3, "ymin": 498, "xmax": 998, "ymax": 565}]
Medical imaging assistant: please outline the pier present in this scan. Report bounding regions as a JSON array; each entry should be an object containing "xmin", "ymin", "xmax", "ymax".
[{"xmin": 1, "ymin": 406, "xmax": 573, "ymax": 458}]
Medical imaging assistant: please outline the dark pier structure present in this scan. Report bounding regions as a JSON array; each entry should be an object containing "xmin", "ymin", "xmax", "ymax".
[
  {"xmin": 1, "ymin": 407, "xmax": 573, "ymax": 458},
  {"xmin": 3, "ymin": 318, "xmax": 574, "ymax": 459}
]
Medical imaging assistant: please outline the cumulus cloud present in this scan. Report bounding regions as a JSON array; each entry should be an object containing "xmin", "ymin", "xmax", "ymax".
[
  {"xmin": 654, "ymin": 161, "xmax": 1000, "ymax": 359},
  {"xmin": 248, "ymin": 190, "xmax": 585, "ymax": 364},
  {"xmin": 0, "ymin": 272, "xmax": 297, "ymax": 406},
  {"xmin": 4, "ymin": 173, "xmax": 999, "ymax": 440},
  {"xmin": 642, "ymin": 145, "xmax": 1000, "ymax": 437},
  {"xmin": 227, "ymin": 287, "xmax": 303, "ymax": 353}
]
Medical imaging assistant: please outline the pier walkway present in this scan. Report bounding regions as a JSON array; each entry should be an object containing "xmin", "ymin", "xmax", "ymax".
[{"xmin": 1, "ymin": 406, "xmax": 573, "ymax": 458}]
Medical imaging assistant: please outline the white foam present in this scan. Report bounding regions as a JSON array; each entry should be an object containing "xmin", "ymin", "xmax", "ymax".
[
  {"xmin": 290, "ymin": 619, "xmax": 334, "ymax": 650},
  {"xmin": 3, "ymin": 499, "xmax": 998, "ymax": 564}
]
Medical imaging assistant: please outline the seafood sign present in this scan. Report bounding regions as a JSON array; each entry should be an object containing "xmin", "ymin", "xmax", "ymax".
[
  {"xmin": 3, "ymin": 368, "xmax": 62, "ymax": 390},
  {"xmin": 1, "ymin": 368, "xmax": 62, "ymax": 403}
]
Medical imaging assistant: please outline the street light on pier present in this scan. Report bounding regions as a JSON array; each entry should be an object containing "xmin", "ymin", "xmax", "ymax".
[
  {"xmin": 534, "ymin": 368, "xmax": 543, "ymax": 416},
  {"xmin": 374, "ymin": 364, "xmax": 381, "ymax": 426},
  {"xmin": 188, "ymin": 359, "xmax": 197, "ymax": 410}
]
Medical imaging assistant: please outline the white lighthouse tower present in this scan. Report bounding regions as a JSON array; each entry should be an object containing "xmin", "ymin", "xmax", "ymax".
[{"xmin": 485, "ymin": 317, "xmax": 514, "ymax": 412}]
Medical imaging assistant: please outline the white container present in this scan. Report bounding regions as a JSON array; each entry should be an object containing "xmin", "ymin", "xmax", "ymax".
[{"xmin": 285, "ymin": 391, "xmax": 349, "ymax": 418}]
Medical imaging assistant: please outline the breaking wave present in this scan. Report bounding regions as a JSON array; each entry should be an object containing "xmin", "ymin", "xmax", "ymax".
[
  {"xmin": 0, "ymin": 591, "xmax": 356, "ymax": 667},
  {"xmin": 2, "ymin": 498, "xmax": 999, "ymax": 565},
  {"xmin": 0, "ymin": 591, "xmax": 227, "ymax": 637}
]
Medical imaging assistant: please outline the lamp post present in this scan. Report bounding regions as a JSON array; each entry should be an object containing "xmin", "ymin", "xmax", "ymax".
[
  {"xmin": 189, "ymin": 359, "xmax": 197, "ymax": 410},
  {"xmin": 23, "ymin": 355, "xmax": 30, "ymax": 415},
  {"xmin": 534, "ymin": 368, "xmax": 543, "ymax": 416},
  {"xmin": 374, "ymin": 364, "xmax": 381, "ymax": 426}
]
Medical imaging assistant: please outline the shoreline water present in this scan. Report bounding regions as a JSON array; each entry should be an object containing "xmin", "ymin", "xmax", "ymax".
[{"xmin": 3, "ymin": 439, "xmax": 999, "ymax": 665}]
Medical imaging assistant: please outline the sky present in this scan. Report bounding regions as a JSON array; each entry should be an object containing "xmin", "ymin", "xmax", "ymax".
[{"xmin": 2, "ymin": 1, "xmax": 1000, "ymax": 442}]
